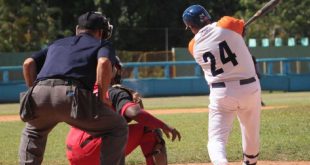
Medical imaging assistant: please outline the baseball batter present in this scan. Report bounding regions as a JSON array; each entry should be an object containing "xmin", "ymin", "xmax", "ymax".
[
  {"xmin": 66, "ymin": 61, "xmax": 181, "ymax": 165},
  {"xmin": 183, "ymin": 5, "xmax": 261, "ymax": 165}
]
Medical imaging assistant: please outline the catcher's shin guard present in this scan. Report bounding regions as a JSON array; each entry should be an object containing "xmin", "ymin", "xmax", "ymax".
[{"xmin": 143, "ymin": 128, "xmax": 168, "ymax": 165}]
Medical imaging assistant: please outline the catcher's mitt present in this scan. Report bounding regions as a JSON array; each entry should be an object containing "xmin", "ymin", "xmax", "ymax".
[{"xmin": 112, "ymin": 84, "xmax": 144, "ymax": 108}]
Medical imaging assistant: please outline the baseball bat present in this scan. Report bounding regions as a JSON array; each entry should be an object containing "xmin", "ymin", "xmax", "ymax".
[{"xmin": 244, "ymin": 0, "xmax": 281, "ymax": 28}]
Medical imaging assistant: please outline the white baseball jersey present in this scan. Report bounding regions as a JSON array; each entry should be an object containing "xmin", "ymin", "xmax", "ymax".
[{"xmin": 189, "ymin": 16, "xmax": 256, "ymax": 84}]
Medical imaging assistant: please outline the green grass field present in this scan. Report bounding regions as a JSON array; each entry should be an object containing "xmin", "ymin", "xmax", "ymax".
[{"xmin": 0, "ymin": 92, "xmax": 310, "ymax": 164}]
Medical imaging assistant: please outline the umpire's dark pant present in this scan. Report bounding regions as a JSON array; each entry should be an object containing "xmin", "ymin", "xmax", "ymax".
[{"xmin": 19, "ymin": 79, "xmax": 128, "ymax": 165}]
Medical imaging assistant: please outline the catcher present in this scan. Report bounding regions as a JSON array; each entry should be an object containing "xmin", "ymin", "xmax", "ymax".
[{"xmin": 66, "ymin": 60, "xmax": 181, "ymax": 165}]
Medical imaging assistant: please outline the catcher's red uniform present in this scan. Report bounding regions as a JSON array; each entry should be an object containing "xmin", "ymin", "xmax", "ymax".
[{"xmin": 66, "ymin": 86, "xmax": 167, "ymax": 165}]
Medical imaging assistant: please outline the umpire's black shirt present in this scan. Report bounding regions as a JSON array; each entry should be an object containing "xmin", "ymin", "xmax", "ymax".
[{"xmin": 31, "ymin": 33, "xmax": 118, "ymax": 90}]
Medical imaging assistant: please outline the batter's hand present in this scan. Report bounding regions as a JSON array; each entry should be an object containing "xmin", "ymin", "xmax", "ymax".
[
  {"xmin": 242, "ymin": 27, "xmax": 247, "ymax": 37},
  {"xmin": 162, "ymin": 125, "xmax": 181, "ymax": 142}
]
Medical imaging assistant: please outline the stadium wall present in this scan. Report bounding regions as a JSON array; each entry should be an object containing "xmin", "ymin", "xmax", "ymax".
[{"xmin": 1, "ymin": 58, "xmax": 310, "ymax": 102}]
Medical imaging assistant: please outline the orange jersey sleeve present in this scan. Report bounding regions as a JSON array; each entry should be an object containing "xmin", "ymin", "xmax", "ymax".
[
  {"xmin": 188, "ymin": 38, "xmax": 195, "ymax": 57},
  {"xmin": 217, "ymin": 16, "xmax": 244, "ymax": 36}
]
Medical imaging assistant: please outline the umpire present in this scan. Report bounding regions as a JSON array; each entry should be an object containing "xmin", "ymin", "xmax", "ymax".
[{"xmin": 19, "ymin": 11, "xmax": 128, "ymax": 165}]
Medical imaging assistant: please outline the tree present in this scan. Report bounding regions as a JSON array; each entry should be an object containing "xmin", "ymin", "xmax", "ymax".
[
  {"xmin": 96, "ymin": 0, "xmax": 241, "ymax": 51},
  {"xmin": 0, "ymin": 0, "xmax": 62, "ymax": 52},
  {"xmin": 237, "ymin": 0, "xmax": 310, "ymax": 41},
  {"xmin": 1, "ymin": 0, "xmax": 308, "ymax": 52},
  {"xmin": 45, "ymin": 0, "xmax": 97, "ymax": 36}
]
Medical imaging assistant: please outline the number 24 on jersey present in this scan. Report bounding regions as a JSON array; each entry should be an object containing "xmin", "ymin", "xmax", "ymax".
[{"xmin": 202, "ymin": 40, "xmax": 238, "ymax": 76}]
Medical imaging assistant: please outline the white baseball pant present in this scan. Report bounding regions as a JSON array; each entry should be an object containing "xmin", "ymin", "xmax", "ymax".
[{"xmin": 207, "ymin": 77, "xmax": 261, "ymax": 165}]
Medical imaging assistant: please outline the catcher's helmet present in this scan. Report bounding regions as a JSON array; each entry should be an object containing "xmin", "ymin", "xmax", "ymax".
[
  {"xmin": 182, "ymin": 5, "xmax": 211, "ymax": 29},
  {"xmin": 78, "ymin": 11, "xmax": 113, "ymax": 40},
  {"xmin": 111, "ymin": 56, "xmax": 122, "ymax": 85}
]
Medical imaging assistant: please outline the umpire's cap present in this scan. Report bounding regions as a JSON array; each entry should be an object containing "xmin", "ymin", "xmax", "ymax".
[
  {"xmin": 78, "ymin": 11, "xmax": 110, "ymax": 30},
  {"xmin": 78, "ymin": 11, "xmax": 113, "ymax": 39}
]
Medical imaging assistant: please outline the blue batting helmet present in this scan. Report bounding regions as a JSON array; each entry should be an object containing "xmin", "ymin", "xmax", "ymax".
[{"xmin": 182, "ymin": 5, "xmax": 212, "ymax": 29}]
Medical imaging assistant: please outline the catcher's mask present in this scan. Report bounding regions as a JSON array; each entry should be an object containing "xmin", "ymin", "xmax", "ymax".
[
  {"xmin": 111, "ymin": 56, "xmax": 122, "ymax": 85},
  {"xmin": 78, "ymin": 11, "xmax": 113, "ymax": 40}
]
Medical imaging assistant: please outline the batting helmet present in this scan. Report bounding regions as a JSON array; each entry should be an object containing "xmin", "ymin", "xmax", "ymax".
[
  {"xmin": 78, "ymin": 11, "xmax": 113, "ymax": 40},
  {"xmin": 182, "ymin": 5, "xmax": 212, "ymax": 29}
]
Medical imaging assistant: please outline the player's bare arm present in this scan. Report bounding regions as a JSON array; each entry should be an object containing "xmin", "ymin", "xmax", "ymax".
[
  {"xmin": 96, "ymin": 57, "xmax": 113, "ymax": 105},
  {"xmin": 22, "ymin": 58, "xmax": 37, "ymax": 87}
]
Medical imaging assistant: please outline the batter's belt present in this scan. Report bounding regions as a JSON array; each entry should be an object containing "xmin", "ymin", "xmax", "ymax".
[{"xmin": 211, "ymin": 77, "xmax": 256, "ymax": 88}]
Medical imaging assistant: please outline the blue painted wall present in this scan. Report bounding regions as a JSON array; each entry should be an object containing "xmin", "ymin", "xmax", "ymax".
[
  {"xmin": 1, "ymin": 58, "xmax": 310, "ymax": 102},
  {"xmin": 123, "ymin": 77, "xmax": 209, "ymax": 97},
  {"xmin": 0, "ymin": 82, "xmax": 26, "ymax": 102}
]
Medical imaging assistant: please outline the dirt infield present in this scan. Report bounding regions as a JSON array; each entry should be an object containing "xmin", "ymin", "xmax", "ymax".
[
  {"xmin": 0, "ymin": 105, "xmax": 289, "ymax": 122},
  {"xmin": 149, "ymin": 105, "xmax": 288, "ymax": 115},
  {"xmin": 0, "ymin": 115, "xmax": 20, "ymax": 121}
]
